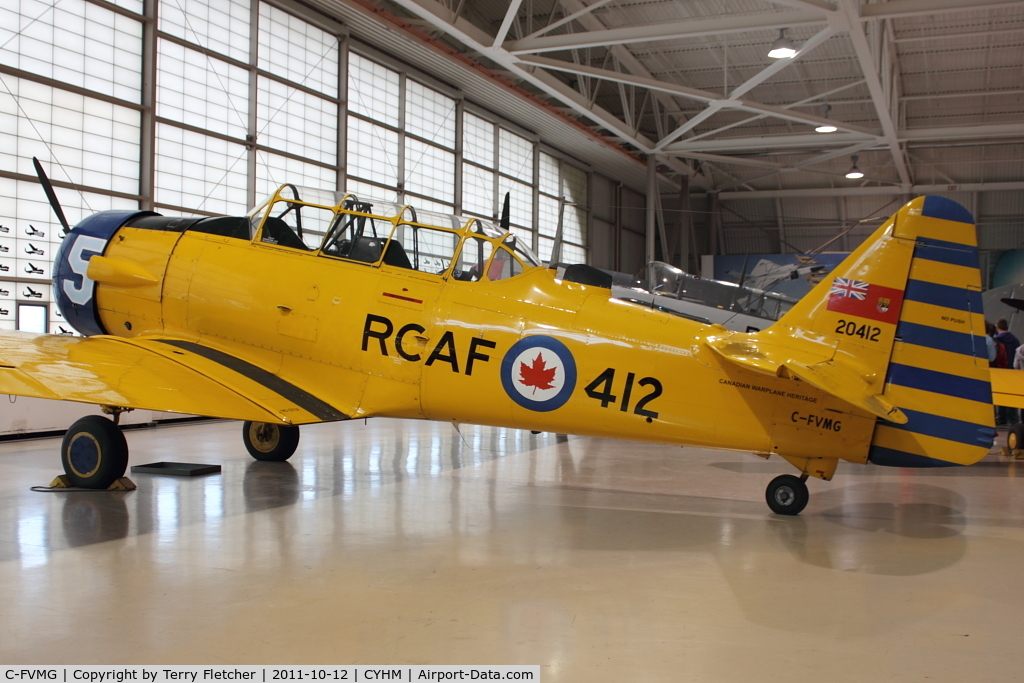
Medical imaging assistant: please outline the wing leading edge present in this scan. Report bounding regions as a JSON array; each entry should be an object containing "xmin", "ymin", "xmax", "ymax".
[{"xmin": 0, "ymin": 330, "xmax": 345, "ymax": 424}]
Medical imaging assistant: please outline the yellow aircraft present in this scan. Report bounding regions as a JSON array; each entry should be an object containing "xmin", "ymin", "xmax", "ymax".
[{"xmin": 1, "ymin": 175, "xmax": 1013, "ymax": 514}]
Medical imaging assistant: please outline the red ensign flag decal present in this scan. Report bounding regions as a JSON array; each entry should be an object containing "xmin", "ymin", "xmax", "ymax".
[{"xmin": 826, "ymin": 277, "xmax": 904, "ymax": 325}]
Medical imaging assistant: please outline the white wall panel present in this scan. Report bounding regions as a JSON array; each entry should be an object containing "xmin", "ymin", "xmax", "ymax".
[
  {"xmin": 498, "ymin": 129, "xmax": 532, "ymax": 183},
  {"xmin": 258, "ymin": 2, "xmax": 338, "ymax": 98},
  {"xmin": 496, "ymin": 177, "xmax": 532, "ymax": 230},
  {"xmin": 463, "ymin": 113, "xmax": 494, "ymax": 168},
  {"xmin": 406, "ymin": 80, "xmax": 455, "ymax": 149},
  {"xmin": 539, "ymin": 152, "xmax": 559, "ymax": 197},
  {"xmin": 256, "ymin": 76, "xmax": 337, "ymax": 165},
  {"xmin": 404, "ymin": 137, "xmax": 454, "ymax": 205},
  {"xmin": 347, "ymin": 115, "xmax": 399, "ymax": 188},
  {"xmin": 255, "ymin": 153, "xmax": 336, "ymax": 203},
  {"xmin": 347, "ymin": 52, "xmax": 399, "ymax": 128},
  {"xmin": 159, "ymin": 0, "xmax": 250, "ymax": 63},
  {"xmin": 538, "ymin": 193, "xmax": 559, "ymax": 239},
  {"xmin": 154, "ymin": 122, "xmax": 247, "ymax": 214},
  {"xmin": 0, "ymin": 77, "xmax": 140, "ymax": 193},
  {"xmin": 0, "ymin": 0, "xmax": 142, "ymax": 103},
  {"xmin": 156, "ymin": 39, "xmax": 249, "ymax": 140},
  {"xmin": 461, "ymin": 164, "xmax": 494, "ymax": 217}
]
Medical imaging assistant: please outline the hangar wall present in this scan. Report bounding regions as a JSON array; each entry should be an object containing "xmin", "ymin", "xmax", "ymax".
[{"xmin": 588, "ymin": 184, "xmax": 1022, "ymax": 283}]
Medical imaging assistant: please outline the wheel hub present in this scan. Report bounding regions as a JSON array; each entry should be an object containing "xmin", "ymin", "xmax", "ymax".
[
  {"xmin": 250, "ymin": 423, "xmax": 280, "ymax": 453},
  {"xmin": 67, "ymin": 433, "xmax": 101, "ymax": 478},
  {"xmin": 774, "ymin": 486, "xmax": 796, "ymax": 507}
]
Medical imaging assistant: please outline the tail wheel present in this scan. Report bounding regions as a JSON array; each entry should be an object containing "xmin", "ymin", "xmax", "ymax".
[
  {"xmin": 242, "ymin": 421, "xmax": 299, "ymax": 461},
  {"xmin": 766, "ymin": 474, "xmax": 809, "ymax": 516},
  {"xmin": 61, "ymin": 415, "xmax": 129, "ymax": 489},
  {"xmin": 1008, "ymin": 424, "xmax": 1024, "ymax": 452}
]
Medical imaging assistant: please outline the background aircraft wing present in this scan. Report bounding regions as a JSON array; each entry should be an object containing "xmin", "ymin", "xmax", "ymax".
[
  {"xmin": 0, "ymin": 331, "xmax": 342, "ymax": 424},
  {"xmin": 990, "ymin": 368, "xmax": 1024, "ymax": 409}
]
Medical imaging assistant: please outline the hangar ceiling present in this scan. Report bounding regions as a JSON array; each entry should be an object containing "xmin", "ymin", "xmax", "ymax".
[{"xmin": 351, "ymin": 0, "xmax": 1024, "ymax": 199}]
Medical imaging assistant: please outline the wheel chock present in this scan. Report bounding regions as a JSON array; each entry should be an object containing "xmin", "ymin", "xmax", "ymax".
[{"xmin": 32, "ymin": 475, "xmax": 137, "ymax": 492}]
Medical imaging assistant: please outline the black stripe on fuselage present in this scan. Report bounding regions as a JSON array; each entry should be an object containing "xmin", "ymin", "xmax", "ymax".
[{"xmin": 157, "ymin": 339, "xmax": 346, "ymax": 422}]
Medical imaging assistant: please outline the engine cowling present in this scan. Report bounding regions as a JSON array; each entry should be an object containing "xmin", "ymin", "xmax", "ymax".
[{"xmin": 52, "ymin": 210, "xmax": 156, "ymax": 336}]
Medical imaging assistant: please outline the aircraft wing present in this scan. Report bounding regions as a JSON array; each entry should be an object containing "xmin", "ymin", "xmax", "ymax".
[
  {"xmin": 706, "ymin": 335, "xmax": 908, "ymax": 424},
  {"xmin": 0, "ymin": 330, "xmax": 342, "ymax": 424}
]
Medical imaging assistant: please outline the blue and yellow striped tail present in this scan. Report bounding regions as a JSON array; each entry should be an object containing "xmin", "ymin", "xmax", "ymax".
[{"xmin": 869, "ymin": 196, "xmax": 996, "ymax": 468}]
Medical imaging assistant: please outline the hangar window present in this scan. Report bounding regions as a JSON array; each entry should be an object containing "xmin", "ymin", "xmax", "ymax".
[
  {"xmin": 17, "ymin": 304, "xmax": 47, "ymax": 333},
  {"xmin": 537, "ymin": 153, "xmax": 588, "ymax": 264}
]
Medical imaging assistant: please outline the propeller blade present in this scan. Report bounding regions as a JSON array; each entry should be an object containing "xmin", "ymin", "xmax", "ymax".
[
  {"xmin": 32, "ymin": 157, "xmax": 71, "ymax": 236},
  {"xmin": 499, "ymin": 192, "xmax": 510, "ymax": 231}
]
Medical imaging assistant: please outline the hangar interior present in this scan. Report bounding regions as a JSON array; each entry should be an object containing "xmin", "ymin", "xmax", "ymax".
[{"xmin": 2, "ymin": 0, "xmax": 1024, "ymax": 678}]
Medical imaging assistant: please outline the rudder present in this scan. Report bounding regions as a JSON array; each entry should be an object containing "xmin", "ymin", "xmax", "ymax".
[{"xmin": 870, "ymin": 196, "xmax": 995, "ymax": 467}]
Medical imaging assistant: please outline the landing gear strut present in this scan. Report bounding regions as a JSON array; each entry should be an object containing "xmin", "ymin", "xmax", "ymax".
[
  {"xmin": 61, "ymin": 415, "xmax": 129, "ymax": 489},
  {"xmin": 766, "ymin": 474, "xmax": 809, "ymax": 515},
  {"xmin": 242, "ymin": 421, "xmax": 300, "ymax": 461}
]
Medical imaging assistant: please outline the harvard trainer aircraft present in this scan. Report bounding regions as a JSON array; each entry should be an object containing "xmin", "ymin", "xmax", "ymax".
[{"xmin": 0, "ymin": 173, "xmax": 1017, "ymax": 514}]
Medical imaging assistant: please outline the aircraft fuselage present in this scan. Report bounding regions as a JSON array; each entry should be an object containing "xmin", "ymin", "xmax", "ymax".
[{"xmin": 89, "ymin": 225, "xmax": 874, "ymax": 469}]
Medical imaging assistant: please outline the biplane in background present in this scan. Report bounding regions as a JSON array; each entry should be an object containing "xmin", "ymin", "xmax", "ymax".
[
  {"xmin": 612, "ymin": 260, "xmax": 798, "ymax": 331},
  {"xmin": 0, "ymin": 163, "xmax": 1015, "ymax": 514}
]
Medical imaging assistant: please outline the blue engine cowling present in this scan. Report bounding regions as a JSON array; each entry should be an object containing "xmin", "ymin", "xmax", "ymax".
[{"xmin": 52, "ymin": 210, "xmax": 157, "ymax": 336}]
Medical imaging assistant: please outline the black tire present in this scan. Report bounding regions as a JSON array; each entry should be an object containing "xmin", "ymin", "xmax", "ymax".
[
  {"xmin": 1009, "ymin": 423, "xmax": 1024, "ymax": 452},
  {"xmin": 766, "ymin": 474, "xmax": 809, "ymax": 516},
  {"xmin": 242, "ymin": 421, "xmax": 299, "ymax": 461},
  {"xmin": 60, "ymin": 415, "xmax": 129, "ymax": 489}
]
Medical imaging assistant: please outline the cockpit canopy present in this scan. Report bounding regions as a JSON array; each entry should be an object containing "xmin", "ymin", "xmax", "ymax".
[{"xmin": 245, "ymin": 184, "xmax": 541, "ymax": 282}]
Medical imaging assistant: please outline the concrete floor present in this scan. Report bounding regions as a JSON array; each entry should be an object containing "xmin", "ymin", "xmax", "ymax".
[{"xmin": 2, "ymin": 418, "xmax": 1024, "ymax": 680}]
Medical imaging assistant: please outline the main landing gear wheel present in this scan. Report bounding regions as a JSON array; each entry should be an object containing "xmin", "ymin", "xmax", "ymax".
[
  {"xmin": 766, "ymin": 474, "xmax": 809, "ymax": 516},
  {"xmin": 61, "ymin": 415, "xmax": 129, "ymax": 489},
  {"xmin": 242, "ymin": 421, "xmax": 299, "ymax": 462}
]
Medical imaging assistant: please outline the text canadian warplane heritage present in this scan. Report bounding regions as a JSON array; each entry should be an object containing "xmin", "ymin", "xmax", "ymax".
[{"xmin": 2, "ymin": 160, "xmax": 1021, "ymax": 514}]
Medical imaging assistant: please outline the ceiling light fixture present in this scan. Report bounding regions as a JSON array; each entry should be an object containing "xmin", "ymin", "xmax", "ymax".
[
  {"xmin": 815, "ymin": 103, "xmax": 837, "ymax": 133},
  {"xmin": 768, "ymin": 29, "xmax": 797, "ymax": 59},
  {"xmin": 846, "ymin": 155, "xmax": 865, "ymax": 179}
]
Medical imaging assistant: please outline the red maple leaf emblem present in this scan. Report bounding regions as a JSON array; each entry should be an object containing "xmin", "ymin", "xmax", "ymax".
[{"xmin": 519, "ymin": 353, "xmax": 557, "ymax": 394}]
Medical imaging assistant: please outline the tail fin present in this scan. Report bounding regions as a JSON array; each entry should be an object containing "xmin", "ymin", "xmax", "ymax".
[{"xmin": 762, "ymin": 195, "xmax": 994, "ymax": 467}]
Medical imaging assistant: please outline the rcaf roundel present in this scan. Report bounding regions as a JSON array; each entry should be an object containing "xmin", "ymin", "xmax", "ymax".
[{"xmin": 500, "ymin": 336, "xmax": 577, "ymax": 412}]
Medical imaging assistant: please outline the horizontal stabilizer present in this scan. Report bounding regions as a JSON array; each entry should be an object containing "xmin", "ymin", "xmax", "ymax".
[{"xmin": 706, "ymin": 337, "xmax": 907, "ymax": 424}]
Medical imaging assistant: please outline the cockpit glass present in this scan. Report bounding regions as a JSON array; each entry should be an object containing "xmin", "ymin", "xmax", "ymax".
[
  {"xmin": 321, "ymin": 208, "xmax": 392, "ymax": 263},
  {"xmin": 472, "ymin": 220, "xmax": 506, "ymax": 239},
  {"xmin": 260, "ymin": 199, "xmax": 334, "ymax": 250},
  {"xmin": 641, "ymin": 262, "xmax": 686, "ymax": 298},
  {"xmin": 333, "ymin": 192, "xmax": 404, "ymax": 219},
  {"xmin": 406, "ymin": 209, "xmax": 464, "ymax": 232},
  {"xmin": 391, "ymin": 222, "xmax": 460, "ymax": 275},
  {"xmin": 503, "ymin": 233, "xmax": 541, "ymax": 267},
  {"xmin": 486, "ymin": 247, "xmax": 523, "ymax": 281},
  {"xmin": 452, "ymin": 237, "xmax": 493, "ymax": 281}
]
